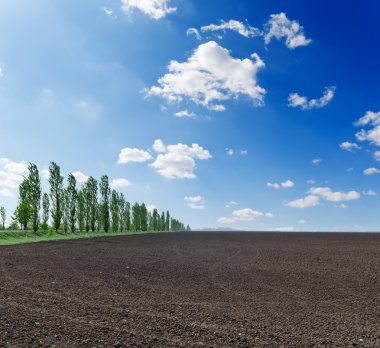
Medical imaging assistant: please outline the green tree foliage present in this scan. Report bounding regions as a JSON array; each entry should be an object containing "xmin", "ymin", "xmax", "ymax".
[
  {"xmin": 140, "ymin": 203, "xmax": 148, "ymax": 232},
  {"xmin": 15, "ymin": 179, "xmax": 31, "ymax": 230},
  {"xmin": 152, "ymin": 208, "xmax": 159, "ymax": 231},
  {"xmin": 27, "ymin": 163, "xmax": 42, "ymax": 234},
  {"xmin": 118, "ymin": 193, "xmax": 126, "ymax": 232},
  {"xmin": 0, "ymin": 207, "xmax": 5, "ymax": 230},
  {"xmin": 77, "ymin": 189, "xmax": 85, "ymax": 233},
  {"xmin": 166, "ymin": 210, "xmax": 170, "ymax": 231},
  {"xmin": 49, "ymin": 162, "xmax": 64, "ymax": 233},
  {"xmin": 62, "ymin": 189, "xmax": 69, "ymax": 234},
  {"xmin": 132, "ymin": 203, "xmax": 140, "ymax": 231},
  {"xmin": 125, "ymin": 201, "xmax": 131, "ymax": 231},
  {"xmin": 110, "ymin": 189, "xmax": 119, "ymax": 233},
  {"xmin": 160, "ymin": 211, "xmax": 165, "ymax": 231},
  {"xmin": 99, "ymin": 175, "xmax": 111, "ymax": 233},
  {"xmin": 41, "ymin": 193, "xmax": 50, "ymax": 230},
  {"xmin": 87, "ymin": 177, "xmax": 98, "ymax": 232},
  {"xmin": 67, "ymin": 174, "xmax": 78, "ymax": 233}
]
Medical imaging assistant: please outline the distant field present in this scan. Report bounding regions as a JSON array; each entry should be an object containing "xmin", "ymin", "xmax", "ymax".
[
  {"xmin": 0, "ymin": 230, "xmax": 157, "ymax": 246},
  {"xmin": 0, "ymin": 232, "xmax": 379, "ymax": 347}
]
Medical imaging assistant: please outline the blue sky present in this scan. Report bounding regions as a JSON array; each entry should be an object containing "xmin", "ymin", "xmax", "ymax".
[{"xmin": 1, "ymin": 0, "xmax": 380, "ymax": 231}]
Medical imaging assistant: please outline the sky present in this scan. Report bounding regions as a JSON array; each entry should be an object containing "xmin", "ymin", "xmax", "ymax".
[{"xmin": 1, "ymin": 0, "xmax": 380, "ymax": 231}]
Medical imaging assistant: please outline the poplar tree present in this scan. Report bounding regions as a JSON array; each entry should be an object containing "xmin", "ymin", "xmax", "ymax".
[
  {"xmin": 110, "ymin": 189, "xmax": 119, "ymax": 233},
  {"xmin": 118, "ymin": 193, "xmax": 126, "ymax": 232},
  {"xmin": 0, "ymin": 207, "xmax": 6, "ymax": 230},
  {"xmin": 152, "ymin": 208, "xmax": 159, "ymax": 231},
  {"xmin": 62, "ymin": 189, "xmax": 69, "ymax": 234},
  {"xmin": 67, "ymin": 174, "xmax": 78, "ymax": 233},
  {"xmin": 27, "ymin": 163, "xmax": 42, "ymax": 234},
  {"xmin": 160, "ymin": 211, "xmax": 165, "ymax": 231},
  {"xmin": 42, "ymin": 193, "xmax": 50, "ymax": 230},
  {"xmin": 125, "ymin": 201, "xmax": 131, "ymax": 231},
  {"xmin": 140, "ymin": 203, "xmax": 148, "ymax": 231},
  {"xmin": 99, "ymin": 175, "xmax": 111, "ymax": 233},
  {"xmin": 88, "ymin": 177, "xmax": 98, "ymax": 232},
  {"xmin": 77, "ymin": 189, "xmax": 85, "ymax": 233},
  {"xmin": 15, "ymin": 179, "xmax": 31, "ymax": 230},
  {"xmin": 132, "ymin": 203, "xmax": 140, "ymax": 231},
  {"xmin": 166, "ymin": 211, "xmax": 170, "ymax": 231},
  {"xmin": 49, "ymin": 162, "xmax": 64, "ymax": 233}
]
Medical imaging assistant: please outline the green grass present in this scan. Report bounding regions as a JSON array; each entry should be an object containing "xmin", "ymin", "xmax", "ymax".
[{"xmin": 0, "ymin": 229, "xmax": 160, "ymax": 246}]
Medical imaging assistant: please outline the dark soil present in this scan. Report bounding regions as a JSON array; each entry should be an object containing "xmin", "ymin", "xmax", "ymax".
[{"xmin": 0, "ymin": 232, "xmax": 379, "ymax": 347}]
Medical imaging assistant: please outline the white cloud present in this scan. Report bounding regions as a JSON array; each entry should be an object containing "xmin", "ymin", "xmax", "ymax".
[
  {"xmin": 146, "ymin": 41, "xmax": 266, "ymax": 111},
  {"xmin": 225, "ymin": 200, "xmax": 238, "ymax": 208},
  {"xmin": 185, "ymin": 195, "xmax": 205, "ymax": 210},
  {"xmin": 186, "ymin": 28, "xmax": 201, "ymax": 40},
  {"xmin": 150, "ymin": 140, "xmax": 212, "ymax": 179},
  {"xmin": 71, "ymin": 171, "xmax": 89, "ymax": 184},
  {"xmin": 118, "ymin": 147, "xmax": 153, "ymax": 164},
  {"xmin": 0, "ymin": 188, "xmax": 13, "ymax": 198},
  {"xmin": 0, "ymin": 158, "xmax": 28, "ymax": 174},
  {"xmin": 240, "ymin": 150, "xmax": 248, "ymax": 155},
  {"xmin": 308, "ymin": 187, "xmax": 360, "ymax": 202},
  {"xmin": 152, "ymin": 139, "xmax": 167, "ymax": 153},
  {"xmin": 101, "ymin": 7, "xmax": 114, "ymax": 16},
  {"xmin": 0, "ymin": 158, "xmax": 28, "ymax": 192},
  {"xmin": 363, "ymin": 190, "xmax": 377, "ymax": 196},
  {"xmin": 286, "ymin": 195, "xmax": 320, "ymax": 208},
  {"xmin": 41, "ymin": 169, "xmax": 50, "ymax": 180},
  {"xmin": 267, "ymin": 182, "xmax": 281, "ymax": 189},
  {"xmin": 264, "ymin": 12, "xmax": 311, "ymax": 49},
  {"xmin": 218, "ymin": 208, "xmax": 272, "ymax": 223},
  {"xmin": 355, "ymin": 111, "xmax": 380, "ymax": 146},
  {"xmin": 307, "ymin": 179, "xmax": 316, "ymax": 185},
  {"xmin": 0, "ymin": 67, "xmax": 3, "ymax": 78},
  {"xmin": 339, "ymin": 141, "xmax": 361, "ymax": 152},
  {"xmin": 335, "ymin": 203, "xmax": 348, "ymax": 209},
  {"xmin": 269, "ymin": 226, "xmax": 296, "ymax": 232},
  {"xmin": 174, "ymin": 109, "xmax": 197, "ymax": 118},
  {"xmin": 363, "ymin": 167, "xmax": 380, "ymax": 175},
  {"xmin": 288, "ymin": 86, "xmax": 336, "ymax": 110},
  {"xmin": 201, "ymin": 19, "xmax": 261, "ymax": 38},
  {"xmin": 146, "ymin": 204, "xmax": 157, "ymax": 213},
  {"xmin": 312, "ymin": 158, "xmax": 322, "ymax": 166},
  {"xmin": 267, "ymin": 180, "xmax": 294, "ymax": 189},
  {"xmin": 374, "ymin": 151, "xmax": 380, "ymax": 161},
  {"xmin": 226, "ymin": 148, "xmax": 234, "ymax": 156},
  {"xmin": 110, "ymin": 178, "xmax": 132, "ymax": 190},
  {"xmin": 298, "ymin": 219, "xmax": 306, "ymax": 224},
  {"xmin": 120, "ymin": 0, "xmax": 176, "ymax": 20}
]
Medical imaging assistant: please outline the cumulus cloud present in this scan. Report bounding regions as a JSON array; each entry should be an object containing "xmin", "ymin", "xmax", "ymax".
[
  {"xmin": 186, "ymin": 28, "xmax": 201, "ymax": 40},
  {"xmin": 118, "ymin": 147, "xmax": 153, "ymax": 164},
  {"xmin": 150, "ymin": 140, "xmax": 212, "ymax": 179},
  {"xmin": 146, "ymin": 204, "xmax": 157, "ymax": 213},
  {"xmin": 120, "ymin": 0, "xmax": 176, "ymax": 20},
  {"xmin": 110, "ymin": 178, "xmax": 132, "ymax": 190},
  {"xmin": 146, "ymin": 41, "xmax": 266, "ymax": 111},
  {"xmin": 308, "ymin": 187, "xmax": 360, "ymax": 202},
  {"xmin": 288, "ymin": 87, "xmax": 336, "ymax": 110},
  {"xmin": 264, "ymin": 12, "xmax": 311, "ymax": 49},
  {"xmin": 201, "ymin": 19, "xmax": 261, "ymax": 38},
  {"xmin": 286, "ymin": 195, "xmax": 320, "ymax": 208},
  {"xmin": 267, "ymin": 180, "xmax": 294, "ymax": 189},
  {"xmin": 0, "ymin": 158, "xmax": 28, "ymax": 194},
  {"xmin": 355, "ymin": 111, "xmax": 380, "ymax": 146},
  {"xmin": 374, "ymin": 151, "xmax": 380, "ymax": 161},
  {"xmin": 41, "ymin": 169, "xmax": 50, "ymax": 180},
  {"xmin": 339, "ymin": 141, "xmax": 361, "ymax": 152},
  {"xmin": 184, "ymin": 195, "xmax": 205, "ymax": 210},
  {"xmin": 0, "ymin": 188, "xmax": 13, "ymax": 198},
  {"xmin": 363, "ymin": 167, "xmax": 380, "ymax": 175},
  {"xmin": 218, "ymin": 208, "xmax": 273, "ymax": 223},
  {"xmin": 174, "ymin": 109, "xmax": 197, "ymax": 118},
  {"xmin": 226, "ymin": 148, "xmax": 234, "ymax": 156},
  {"xmin": 152, "ymin": 139, "xmax": 167, "ymax": 153},
  {"xmin": 71, "ymin": 171, "xmax": 89, "ymax": 184},
  {"xmin": 363, "ymin": 190, "xmax": 377, "ymax": 196}
]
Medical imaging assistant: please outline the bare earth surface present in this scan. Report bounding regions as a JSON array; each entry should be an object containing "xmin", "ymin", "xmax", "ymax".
[{"xmin": 0, "ymin": 232, "xmax": 379, "ymax": 347}]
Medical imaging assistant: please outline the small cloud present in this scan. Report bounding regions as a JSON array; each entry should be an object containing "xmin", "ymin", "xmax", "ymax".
[
  {"xmin": 71, "ymin": 171, "xmax": 89, "ymax": 184},
  {"xmin": 307, "ymin": 179, "xmax": 316, "ymax": 185},
  {"xmin": 185, "ymin": 195, "xmax": 205, "ymax": 210},
  {"xmin": 41, "ymin": 169, "xmax": 50, "ymax": 180},
  {"xmin": 218, "ymin": 208, "xmax": 273, "ymax": 223},
  {"xmin": 335, "ymin": 203, "xmax": 348, "ymax": 209},
  {"xmin": 339, "ymin": 141, "xmax": 361, "ymax": 152},
  {"xmin": 240, "ymin": 150, "xmax": 248, "ymax": 155},
  {"xmin": 174, "ymin": 109, "xmax": 197, "ymax": 118},
  {"xmin": 152, "ymin": 139, "xmax": 167, "ymax": 153},
  {"xmin": 269, "ymin": 226, "xmax": 296, "ymax": 232},
  {"xmin": 264, "ymin": 12, "xmax": 311, "ymax": 49},
  {"xmin": 363, "ymin": 190, "xmax": 377, "ymax": 196},
  {"xmin": 225, "ymin": 200, "xmax": 238, "ymax": 208},
  {"xmin": 312, "ymin": 158, "xmax": 322, "ymax": 166},
  {"xmin": 288, "ymin": 87, "xmax": 336, "ymax": 110},
  {"xmin": 267, "ymin": 180, "xmax": 294, "ymax": 189},
  {"xmin": 298, "ymin": 219, "xmax": 306, "ymax": 224},
  {"xmin": 308, "ymin": 186, "xmax": 360, "ymax": 202},
  {"xmin": 120, "ymin": 0, "xmax": 176, "ymax": 20},
  {"xmin": 201, "ymin": 19, "xmax": 261, "ymax": 38},
  {"xmin": 286, "ymin": 195, "xmax": 320, "ymax": 208},
  {"xmin": 226, "ymin": 148, "xmax": 234, "ymax": 156},
  {"xmin": 101, "ymin": 7, "xmax": 114, "ymax": 16},
  {"xmin": 363, "ymin": 167, "xmax": 380, "ymax": 175},
  {"xmin": 110, "ymin": 178, "xmax": 132, "ymax": 190},
  {"xmin": 118, "ymin": 147, "xmax": 153, "ymax": 164},
  {"xmin": 186, "ymin": 28, "xmax": 201, "ymax": 40},
  {"xmin": 374, "ymin": 151, "xmax": 380, "ymax": 162}
]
